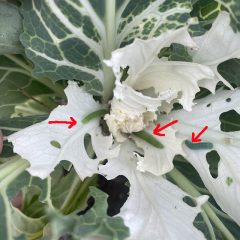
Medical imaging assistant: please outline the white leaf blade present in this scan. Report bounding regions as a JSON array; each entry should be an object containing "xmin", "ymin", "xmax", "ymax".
[
  {"xmin": 170, "ymin": 89, "xmax": 240, "ymax": 225},
  {"xmin": 100, "ymin": 141, "xmax": 207, "ymax": 240},
  {"xmin": 192, "ymin": 11, "xmax": 240, "ymax": 91},
  {"xmin": 8, "ymin": 82, "xmax": 118, "ymax": 179}
]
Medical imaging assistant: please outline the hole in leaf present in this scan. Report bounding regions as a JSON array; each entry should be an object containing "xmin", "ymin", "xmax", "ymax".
[
  {"xmin": 195, "ymin": 87, "xmax": 212, "ymax": 100},
  {"xmin": 133, "ymin": 151, "xmax": 144, "ymax": 158},
  {"xmin": 158, "ymin": 46, "xmax": 171, "ymax": 58},
  {"xmin": 218, "ymin": 58, "xmax": 240, "ymax": 87},
  {"xmin": 193, "ymin": 213, "xmax": 210, "ymax": 239},
  {"xmin": 100, "ymin": 118, "xmax": 111, "ymax": 136},
  {"xmin": 99, "ymin": 159, "xmax": 108, "ymax": 165},
  {"xmin": 120, "ymin": 66, "xmax": 129, "ymax": 83},
  {"xmin": 50, "ymin": 140, "xmax": 61, "ymax": 149},
  {"xmin": 98, "ymin": 175, "xmax": 129, "ymax": 216},
  {"xmin": 206, "ymin": 150, "xmax": 220, "ymax": 179},
  {"xmin": 226, "ymin": 98, "xmax": 231, "ymax": 102},
  {"xmin": 206, "ymin": 103, "xmax": 211, "ymax": 107},
  {"xmin": 77, "ymin": 197, "xmax": 95, "ymax": 216},
  {"xmin": 158, "ymin": 43, "xmax": 192, "ymax": 62},
  {"xmin": 60, "ymin": 160, "xmax": 72, "ymax": 172},
  {"xmin": 220, "ymin": 110, "xmax": 240, "ymax": 132},
  {"xmin": 84, "ymin": 134, "xmax": 96, "ymax": 159},
  {"xmin": 226, "ymin": 177, "xmax": 233, "ymax": 186},
  {"xmin": 183, "ymin": 196, "xmax": 197, "ymax": 207}
]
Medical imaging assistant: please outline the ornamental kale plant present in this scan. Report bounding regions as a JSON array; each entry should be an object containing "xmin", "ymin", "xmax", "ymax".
[{"xmin": 0, "ymin": 0, "xmax": 240, "ymax": 239}]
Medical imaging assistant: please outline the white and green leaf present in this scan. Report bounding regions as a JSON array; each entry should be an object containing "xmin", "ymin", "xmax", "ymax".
[
  {"xmin": 116, "ymin": 0, "xmax": 193, "ymax": 47},
  {"xmin": 20, "ymin": 0, "xmax": 105, "ymax": 95},
  {"xmin": 170, "ymin": 89, "xmax": 240, "ymax": 225},
  {"xmin": 20, "ymin": 0, "xmax": 196, "ymax": 96},
  {"xmin": 8, "ymin": 82, "xmax": 119, "ymax": 179},
  {"xmin": 100, "ymin": 141, "xmax": 208, "ymax": 240}
]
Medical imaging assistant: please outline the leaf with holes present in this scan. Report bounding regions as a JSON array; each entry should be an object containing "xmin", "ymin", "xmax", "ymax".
[
  {"xmin": 191, "ymin": 11, "xmax": 240, "ymax": 92},
  {"xmin": 169, "ymin": 89, "xmax": 240, "ymax": 226},
  {"xmin": 100, "ymin": 141, "xmax": 208, "ymax": 240},
  {"xmin": 8, "ymin": 82, "xmax": 119, "ymax": 179},
  {"xmin": 116, "ymin": 0, "xmax": 193, "ymax": 47}
]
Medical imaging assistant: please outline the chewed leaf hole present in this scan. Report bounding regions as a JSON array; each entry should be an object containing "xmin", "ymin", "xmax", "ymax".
[
  {"xmin": 220, "ymin": 110, "xmax": 240, "ymax": 132},
  {"xmin": 226, "ymin": 98, "xmax": 231, "ymax": 102},
  {"xmin": 158, "ymin": 43, "xmax": 192, "ymax": 62},
  {"xmin": 50, "ymin": 140, "xmax": 61, "ymax": 149},
  {"xmin": 84, "ymin": 134, "xmax": 96, "ymax": 159},
  {"xmin": 120, "ymin": 66, "xmax": 129, "ymax": 83},
  {"xmin": 183, "ymin": 196, "xmax": 197, "ymax": 207},
  {"xmin": 193, "ymin": 213, "xmax": 209, "ymax": 239},
  {"xmin": 98, "ymin": 175, "xmax": 129, "ymax": 216},
  {"xmin": 226, "ymin": 177, "xmax": 233, "ymax": 186},
  {"xmin": 99, "ymin": 159, "xmax": 108, "ymax": 165},
  {"xmin": 206, "ymin": 150, "xmax": 220, "ymax": 179},
  {"xmin": 206, "ymin": 103, "xmax": 211, "ymax": 107}
]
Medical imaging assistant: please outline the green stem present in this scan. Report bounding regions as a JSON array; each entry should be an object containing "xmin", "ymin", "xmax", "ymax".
[
  {"xmin": 60, "ymin": 137, "xmax": 98, "ymax": 214},
  {"xmin": 46, "ymin": 177, "xmax": 54, "ymax": 209},
  {"xmin": 203, "ymin": 204, "xmax": 235, "ymax": 240},
  {"xmin": 4, "ymin": 54, "xmax": 32, "ymax": 72},
  {"xmin": 0, "ymin": 67, "xmax": 29, "ymax": 75},
  {"xmin": 168, "ymin": 168, "xmax": 235, "ymax": 240},
  {"xmin": 104, "ymin": 0, "xmax": 116, "ymax": 58},
  {"xmin": 69, "ymin": 175, "xmax": 97, "ymax": 213},
  {"xmin": 201, "ymin": 211, "xmax": 216, "ymax": 240},
  {"xmin": 1, "ymin": 191, "xmax": 12, "ymax": 239},
  {"xmin": 191, "ymin": 183, "xmax": 211, "ymax": 194},
  {"xmin": 60, "ymin": 175, "xmax": 97, "ymax": 214},
  {"xmin": 60, "ymin": 176, "xmax": 82, "ymax": 213},
  {"xmin": 208, "ymin": 203, "xmax": 232, "ymax": 221},
  {"xmin": 102, "ymin": 0, "xmax": 116, "ymax": 103}
]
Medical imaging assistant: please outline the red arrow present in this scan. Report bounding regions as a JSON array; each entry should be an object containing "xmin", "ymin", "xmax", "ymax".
[
  {"xmin": 153, "ymin": 120, "xmax": 178, "ymax": 136},
  {"xmin": 48, "ymin": 117, "xmax": 77, "ymax": 129},
  {"xmin": 192, "ymin": 126, "xmax": 208, "ymax": 143}
]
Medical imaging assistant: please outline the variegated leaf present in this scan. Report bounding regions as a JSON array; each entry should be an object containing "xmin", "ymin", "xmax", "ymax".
[
  {"xmin": 21, "ymin": 0, "xmax": 194, "ymax": 96},
  {"xmin": 20, "ymin": 0, "xmax": 104, "ymax": 95},
  {"xmin": 116, "ymin": 0, "xmax": 193, "ymax": 47},
  {"xmin": 216, "ymin": 0, "xmax": 240, "ymax": 31}
]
